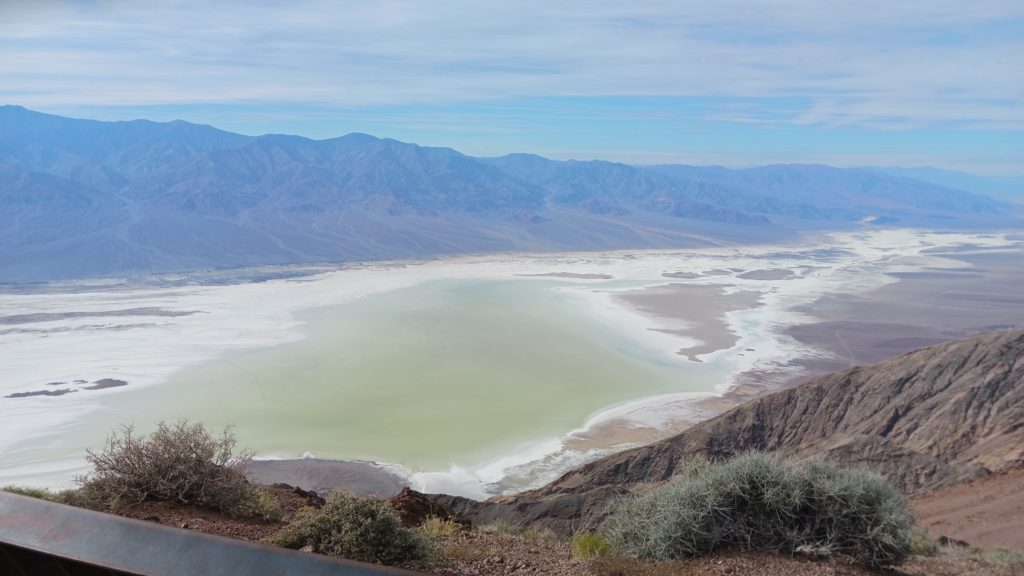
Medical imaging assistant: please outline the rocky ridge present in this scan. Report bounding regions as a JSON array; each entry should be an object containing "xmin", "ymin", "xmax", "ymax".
[{"xmin": 428, "ymin": 329, "xmax": 1024, "ymax": 534}]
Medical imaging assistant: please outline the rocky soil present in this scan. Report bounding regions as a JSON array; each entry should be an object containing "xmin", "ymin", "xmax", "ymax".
[
  {"xmin": 912, "ymin": 465, "xmax": 1024, "ymax": 551},
  {"xmin": 113, "ymin": 484, "xmax": 320, "ymax": 542},
  {"xmin": 116, "ymin": 496, "xmax": 1022, "ymax": 576},
  {"xmin": 429, "ymin": 529, "xmax": 1022, "ymax": 576}
]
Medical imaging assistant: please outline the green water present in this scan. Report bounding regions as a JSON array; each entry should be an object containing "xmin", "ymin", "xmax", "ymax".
[{"xmin": 126, "ymin": 279, "xmax": 725, "ymax": 470}]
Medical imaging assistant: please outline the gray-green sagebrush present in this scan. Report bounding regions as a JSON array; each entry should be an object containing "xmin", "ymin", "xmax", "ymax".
[
  {"xmin": 272, "ymin": 490, "xmax": 435, "ymax": 566},
  {"xmin": 602, "ymin": 453, "xmax": 914, "ymax": 567}
]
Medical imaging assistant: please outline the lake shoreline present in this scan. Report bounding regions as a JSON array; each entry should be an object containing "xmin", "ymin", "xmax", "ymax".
[{"xmin": 3, "ymin": 230, "xmax": 1021, "ymax": 499}]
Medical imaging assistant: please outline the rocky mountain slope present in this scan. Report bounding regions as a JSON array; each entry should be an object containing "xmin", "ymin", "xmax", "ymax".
[
  {"xmin": 429, "ymin": 329, "xmax": 1024, "ymax": 533},
  {"xmin": 1, "ymin": 105, "xmax": 1014, "ymax": 281}
]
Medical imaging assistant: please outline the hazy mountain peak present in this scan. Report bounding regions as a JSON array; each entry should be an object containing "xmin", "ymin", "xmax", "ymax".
[
  {"xmin": 0, "ymin": 107, "xmax": 1017, "ymax": 281},
  {"xmin": 330, "ymin": 132, "xmax": 381, "ymax": 144}
]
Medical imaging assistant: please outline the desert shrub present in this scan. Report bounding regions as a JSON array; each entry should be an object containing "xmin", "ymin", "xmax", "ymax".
[
  {"xmin": 3, "ymin": 485, "xmax": 61, "ymax": 500},
  {"xmin": 77, "ymin": 420, "xmax": 272, "ymax": 517},
  {"xmin": 271, "ymin": 490, "xmax": 434, "ymax": 565},
  {"xmin": 2, "ymin": 485, "xmax": 101, "ymax": 509},
  {"xmin": 419, "ymin": 515, "xmax": 464, "ymax": 538},
  {"xmin": 983, "ymin": 548, "xmax": 1024, "ymax": 567},
  {"xmin": 443, "ymin": 541, "xmax": 499, "ymax": 562},
  {"xmin": 906, "ymin": 526, "xmax": 938, "ymax": 556},
  {"xmin": 522, "ymin": 527, "xmax": 557, "ymax": 541},
  {"xmin": 478, "ymin": 518, "xmax": 524, "ymax": 535},
  {"xmin": 602, "ymin": 452, "xmax": 913, "ymax": 567},
  {"xmin": 572, "ymin": 532, "xmax": 610, "ymax": 559},
  {"xmin": 248, "ymin": 485, "xmax": 284, "ymax": 521}
]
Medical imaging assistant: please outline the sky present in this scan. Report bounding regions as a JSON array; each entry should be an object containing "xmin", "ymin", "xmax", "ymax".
[{"xmin": 1, "ymin": 0, "xmax": 1022, "ymax": 174}]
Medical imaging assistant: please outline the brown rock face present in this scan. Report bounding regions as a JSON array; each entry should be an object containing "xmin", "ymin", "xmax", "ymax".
[
  {"xmin": 389, "ymin": 487, "xmax": 459, "ymax": 527},
  {"xmin": 429, "ymin": 329, "xmax": 1024, "ymax": 534}
]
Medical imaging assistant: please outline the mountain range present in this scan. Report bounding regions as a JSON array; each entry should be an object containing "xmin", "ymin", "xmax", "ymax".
[{"xmin": 0, "ymin": 105, "xmax": 1016, "ymax": 281}]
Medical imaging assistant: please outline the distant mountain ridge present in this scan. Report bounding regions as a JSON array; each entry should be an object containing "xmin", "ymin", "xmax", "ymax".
[
  {"xmin": 863, "ymin": 166, "xmax": 1024, "ymax": 203},
  {"xmin": 0, "ymin": 106, "xmax": 1014, "ymax": 281}
]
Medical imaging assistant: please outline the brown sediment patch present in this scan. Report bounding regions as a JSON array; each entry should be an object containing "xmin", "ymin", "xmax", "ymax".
[
  {"xmin": 563, "ymin": 377, "xmax": 790, "ymax": 456},
  {"xmin": 5, "ymin": 388, "xmax": 77, "ymax": 398},
  {"xmin": 0, "ymin": 307, "xmax": 200, "ymax": 325},
  {"xmin": 737, "ymin": 268, "xmax": 795, "ymax": 280},
  {"xmin": 563, "ymin": 396, "xmax": 738, "ymax": 454},
  {"xmin": 564, "ymin": 421, "xmax": 668, "ymax": 453},
  {"xmin": 84, "ymin": 378, "xmax": 128, "ymax": 390},
  {"xmin": 618, "ymin": 283, "xmax": 761, "ymax": 362},
  {"xmin": 515, "ymin": 272, "xmax": 614, "ymax": 280}
]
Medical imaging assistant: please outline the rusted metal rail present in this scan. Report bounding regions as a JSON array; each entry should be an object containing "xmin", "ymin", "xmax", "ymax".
[{"xmin": 0, "ymin": 491, "xmax": 426, "ymax": 575}]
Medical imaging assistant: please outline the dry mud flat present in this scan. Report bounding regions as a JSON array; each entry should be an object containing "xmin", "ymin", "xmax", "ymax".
[
  {"xmin": 618, "ymin": 283, "xmax": 762, "ymax": 362},
  {"xmin": 787, "ymin": 245, "xmax": 1024, "ymax": 374}
]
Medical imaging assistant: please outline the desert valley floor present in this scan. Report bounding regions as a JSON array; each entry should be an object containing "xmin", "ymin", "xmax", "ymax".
[{"xmin": 2, "ymin": 228, "xmax": 1022, "ymax": 499}]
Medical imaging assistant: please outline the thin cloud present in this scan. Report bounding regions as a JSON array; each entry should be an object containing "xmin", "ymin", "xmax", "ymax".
[{"xmin": 0, "ymin": 0, "xmax": 1021, "ymax": 128}]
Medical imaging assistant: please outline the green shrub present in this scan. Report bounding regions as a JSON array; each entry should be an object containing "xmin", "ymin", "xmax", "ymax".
[
  {"xmin": 2, "ymin": 485, "xmax": 103, "ymax": 509},
  {"xmin": 572, "ymin": 532, "xmax": 610, "ymax": 559},
  {"xmin": 77, "ymin": 420, "xmax": 272, "ymax": 518},
  {"xmin": 602, "ymin": 453, "xmax": 914, "ymax": 568},
  {"xmin": 419, "ymin": 515, "xmax": 464, "ymax": 538},
  {"xmin": 478, "ymin": 518, "xmax": 524, "ymax": 535},
  {"xmin": 983, "ymin": 548, "xmax": 1024, "ymax": 567},
  {"xmin": 271, "ymin": 490, "xmax": 434, "ymax": 565},
  {"xmin": 905, "ymin": 527, "xmax": 938, "ymax": 556},
  {"xmin": 3, "ymin": 485, "xmax": 59, "ymax": 500},
  {"xmin": 522, "ymin": 527, "xmax": 557, "ymax": 541},
  {"xmin": 246, "ymin": 485, "xmax": 284, "ymax": 522}
]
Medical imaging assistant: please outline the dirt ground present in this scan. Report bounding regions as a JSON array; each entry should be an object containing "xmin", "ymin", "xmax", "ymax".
[
  {"xmin": 104, "ymin": 482, "xmax": 1024, "ymax": 576},
  {"xmin": 431, "ymin": 528, "xmax": 1023, "ymax": 576},
  {"xmin": 113, "ymin": 484, "xmax": 312, "ymax": 542},
  {"xmin": 911, "ymin": 465, "xmax": 1024, "ymax": 551}
]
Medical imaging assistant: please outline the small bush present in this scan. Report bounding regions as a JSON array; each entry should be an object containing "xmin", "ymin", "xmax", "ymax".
[
  {"xmin": 3, "ymin": 485, "xmax": 60, "ymax": 500},
  {"xmin": 907, "ymin": 527, "xmax": 938, "ymax": 556},
  {"xmin": 602, "ymin": 453, "xmax": 914, "ymax": 568},
  {"xmin": 271, "ymin": 490, "xmax": 434, "ymax": 566},
  {"xmin": 479, "ymin": 518, "xmax": 524, "ymax": 536},
  {"xmin": 419, "ymin": 516, "xmax": 464, "ymax": 538},
  {"xmin": 572, "ymin": 532, "xmax": 610, "ymax": 559},
  {"xmin": 522, "ymin": 527, "xmax": 557, "ymax": 541},
  {"xmin": 2, "ymin": 485, "xmax": 103, "ymax": 509},
  {"xmin": 248, "ymin": 486, "xmax": 284, "ymax": 522},
  {"xmin": 983, "ymin": 548, "xmax": 1024, "ymax": 567},
  {"xmin": 77, "ymin": 420, "xmax": 270, "ymax": 517}
]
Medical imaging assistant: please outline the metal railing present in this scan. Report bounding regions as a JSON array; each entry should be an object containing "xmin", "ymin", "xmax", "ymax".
[{"xmin": 0, "ymin": 491, "xmax": 426, "ymax": 575}]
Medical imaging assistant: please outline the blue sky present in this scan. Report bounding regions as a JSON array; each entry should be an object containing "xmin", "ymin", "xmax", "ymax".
[{"xmin": 1, "ymin": 0, "xmax": 1022, "ymax": 174}]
